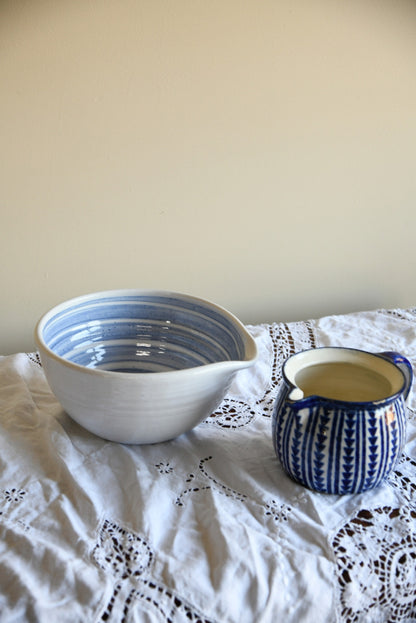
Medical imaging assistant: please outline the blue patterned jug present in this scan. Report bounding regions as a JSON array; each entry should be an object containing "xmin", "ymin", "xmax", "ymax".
[{"xmin": 272, "ymin": 348, "xmax": 413, "ymax": 494}]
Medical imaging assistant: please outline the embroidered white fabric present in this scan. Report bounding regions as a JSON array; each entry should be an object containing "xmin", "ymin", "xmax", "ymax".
[{"xmin": 1, "ymin": 308, "xmax": 416, "ymax": 622}]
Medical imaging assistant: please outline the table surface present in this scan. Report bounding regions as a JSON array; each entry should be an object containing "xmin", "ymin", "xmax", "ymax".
[{"xmin": 1, "ymin": 308, "xmax": 416, "ymax": 623}]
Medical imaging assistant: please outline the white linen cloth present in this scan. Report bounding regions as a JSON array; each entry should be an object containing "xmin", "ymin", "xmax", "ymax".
[{"xmin": 1, "ymin": 308, "xmax": 416, "ymax": 623}]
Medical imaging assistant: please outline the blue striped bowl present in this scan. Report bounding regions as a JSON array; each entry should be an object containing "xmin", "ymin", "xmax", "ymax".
[
  {"xmin": 272, "ymin": 348, "xmax": 412, "ymax": 494},
  {"xmin": 35, "ymin": 290, "xmax": 258, "ymax": 443}
]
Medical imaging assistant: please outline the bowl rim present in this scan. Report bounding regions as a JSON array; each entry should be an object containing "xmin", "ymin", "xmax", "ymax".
[{"xmin": 34, "ymin": 288, "xmax": 258, "ymax": 378}]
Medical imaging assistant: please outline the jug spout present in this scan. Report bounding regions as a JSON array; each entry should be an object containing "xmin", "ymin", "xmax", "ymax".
[{"xmin": 288, "ymin": 387, "xmax": 305, "ymax": 401}]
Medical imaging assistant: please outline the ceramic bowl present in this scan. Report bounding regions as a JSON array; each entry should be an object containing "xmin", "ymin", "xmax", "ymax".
[{"xmin": 34, "ymin": 290, "xmax": 258, "ymax": 444}]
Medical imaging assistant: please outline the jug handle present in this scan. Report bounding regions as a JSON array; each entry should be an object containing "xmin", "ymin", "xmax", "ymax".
[{"xmin": 379, "ymin": 351, "xmax": 413, "ymax": 400}]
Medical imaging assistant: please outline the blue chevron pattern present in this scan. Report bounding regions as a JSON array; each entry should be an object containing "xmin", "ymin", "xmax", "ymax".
[
  {"xmin": 312, "ymin": 409, "xmax": 330, "ymax": 492},
  {"xmin": 290, "ymin": 412, "xmax": 304, "ymax": 483},
  {"xmin": 273, "ymin": 389, "xmax": 409, "ymax": 495}
]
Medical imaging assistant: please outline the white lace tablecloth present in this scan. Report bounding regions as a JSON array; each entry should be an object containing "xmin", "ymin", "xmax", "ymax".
[{"xmin": 1, "ymin": 308, "xmax": 416, "ymax": 623}]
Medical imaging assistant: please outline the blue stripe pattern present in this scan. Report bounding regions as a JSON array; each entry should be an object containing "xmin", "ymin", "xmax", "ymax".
[{"xmin": 41, "ymin": 293, "xmax": 247, "ymax": 373}]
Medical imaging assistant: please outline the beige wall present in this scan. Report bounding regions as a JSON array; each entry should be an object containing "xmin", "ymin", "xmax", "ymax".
[{"xmin": 1, "ymin": 0, "xmax": 416, "ymax": 355}]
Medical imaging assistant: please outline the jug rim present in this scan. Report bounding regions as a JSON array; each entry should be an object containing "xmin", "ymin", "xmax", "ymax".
[{"xmin": 282, "ymin": 346, "xmax": 410, "ymax": 407}]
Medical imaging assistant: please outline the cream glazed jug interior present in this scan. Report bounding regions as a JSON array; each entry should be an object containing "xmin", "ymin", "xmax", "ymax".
[{"xmin": 284, "ymin": 348, "xmax": 410, "ymax": 403}]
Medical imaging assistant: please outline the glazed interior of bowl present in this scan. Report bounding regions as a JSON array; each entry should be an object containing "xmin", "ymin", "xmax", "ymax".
[{"xmin": 38, "ymin": 291, "xmax": 249, "ymax": 373}]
